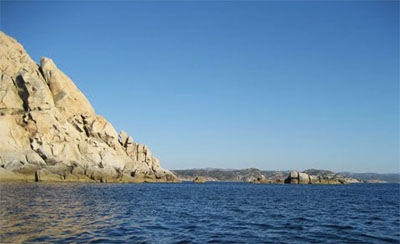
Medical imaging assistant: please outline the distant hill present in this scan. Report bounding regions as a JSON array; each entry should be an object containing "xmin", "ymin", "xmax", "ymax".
[
  {"xmin": 172, "ymin": 168, "xmax": 400, "ymax": 183},
  {"xmin": 340, "ymin": 172, "xmax": 400, "ymax": 183},
  {"xmin": 172, "ymin": 168, "xmax": 288, "ymax": 183}
]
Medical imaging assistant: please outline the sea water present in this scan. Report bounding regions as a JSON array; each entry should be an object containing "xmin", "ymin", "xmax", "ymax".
[{"xmin": 0, "ymin": 182, "xmax": 399, "ymax": 243}]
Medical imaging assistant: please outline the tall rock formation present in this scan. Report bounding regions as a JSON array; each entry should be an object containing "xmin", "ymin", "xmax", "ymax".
[{"xmin": 0, "ymin": 31, "xmax": 179, "ymax": 182}]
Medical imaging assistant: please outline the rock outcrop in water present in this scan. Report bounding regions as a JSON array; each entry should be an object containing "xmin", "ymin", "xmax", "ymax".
[
  {"xmin": 0, "ymin": 31, "xmax": 179, "ymax": 183},
  {"xmin": 284, "ymin": 170, "xmax": 360, "ymax": 184}
]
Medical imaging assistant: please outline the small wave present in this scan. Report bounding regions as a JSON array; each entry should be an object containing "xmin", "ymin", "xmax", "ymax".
[{"xmin": 0, "ymin": 182, "xmax": 399, "ymax": 243}]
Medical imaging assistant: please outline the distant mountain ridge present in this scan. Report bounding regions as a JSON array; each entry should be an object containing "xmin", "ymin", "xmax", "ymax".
[
  {"xmin": 339, "ymin": 172, "xmax": 400, "ymax": 183},
  {"xmin": 172, "ymin": 168, "xmax": 400, "ymax": 183},
  {"xmin": 173, "ymin": 168, "xmax": 288, "ymax": 183}
]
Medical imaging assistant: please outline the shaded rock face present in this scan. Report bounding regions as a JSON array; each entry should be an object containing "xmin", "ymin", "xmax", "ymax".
[
  {"xmin": 284, "ymin": 170, "xmax": 353, "ymax": 184},
  {"xmin": 0, "ymin": 31, "xmax": 179, "ymax": 183}
]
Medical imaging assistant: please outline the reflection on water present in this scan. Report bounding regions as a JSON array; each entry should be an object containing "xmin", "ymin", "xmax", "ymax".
[
  {"xmin": 0, "ymin": 183, "xmax": 141, "ymax": 243},
  {"xmin": 1, "ymin": 182, "xmax": 399, "ymax": 243}
]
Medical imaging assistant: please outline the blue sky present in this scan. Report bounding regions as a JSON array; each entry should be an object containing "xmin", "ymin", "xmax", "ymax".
[{"xmin": 1, "ymin": 1, "xmax": 398, "ymax": 173}]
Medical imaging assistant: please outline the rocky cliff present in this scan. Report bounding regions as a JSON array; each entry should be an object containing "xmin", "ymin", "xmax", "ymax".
[{"xmin": 0, "ymin": 31, "xmax": 179, "ymax": 183}]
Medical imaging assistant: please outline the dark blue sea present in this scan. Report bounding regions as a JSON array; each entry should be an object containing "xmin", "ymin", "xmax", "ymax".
[{"xmin": 0, "ymin": 182, "xmax": 399, "ymax": 243}]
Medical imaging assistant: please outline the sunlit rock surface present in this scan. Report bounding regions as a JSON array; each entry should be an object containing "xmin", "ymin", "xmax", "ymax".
[{"xmin": 0, "ymin": 31, "xmax": 179, "ymax": 183}]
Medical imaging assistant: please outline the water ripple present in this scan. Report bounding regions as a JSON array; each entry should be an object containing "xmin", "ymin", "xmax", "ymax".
[{"xmin": 0, "ymin": 183, "xmax": 399, "ymax": 243}]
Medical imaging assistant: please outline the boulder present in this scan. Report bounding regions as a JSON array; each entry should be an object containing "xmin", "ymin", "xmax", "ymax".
[
  {"xmin": 298, "ymin": 172, "xmax": 311, "ymax": 184},
  {"xmin": 309, "ymin": 175, "xmax": 319, "ymax": 184},
  {"xmin": 284, "ymin": 170, "xmax": 347, "ymax": 185},
  {"xmin": 249, "ymin": 175, "xmax": 269, "ymax": 184},
  {"xmin": 285, "ymin": 171, "xmax": 300, "ymax": 184}
]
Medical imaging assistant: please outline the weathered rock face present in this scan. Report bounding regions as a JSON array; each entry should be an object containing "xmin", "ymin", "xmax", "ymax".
[
  {"xmin": 284, "ymin": 170, "xmax": 359, "ymax": 184},
  {"xmin": 0, "ymin": 31, "xmax": 179, "ymax": 183}
]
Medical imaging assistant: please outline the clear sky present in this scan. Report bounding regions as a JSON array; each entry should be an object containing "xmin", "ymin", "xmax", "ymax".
[{"xmin": 1, "ymin": 1, "xmax": 399, "ymax": 173}]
